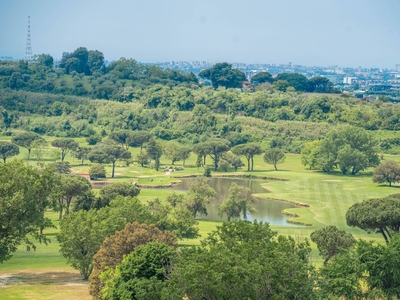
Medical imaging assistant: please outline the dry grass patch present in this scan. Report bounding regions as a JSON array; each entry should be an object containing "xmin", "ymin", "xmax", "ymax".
[{"xmin": 0, "ymin": 269, "xmax": 90, "ymax": 300}]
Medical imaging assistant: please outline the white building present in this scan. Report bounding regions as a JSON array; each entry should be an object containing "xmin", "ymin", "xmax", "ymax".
[{"xmin": 343, "ymin": 77, "xmax": 358, "ymax": 85}]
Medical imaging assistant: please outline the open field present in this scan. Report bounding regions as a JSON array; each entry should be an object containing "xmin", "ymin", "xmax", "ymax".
[{"xmin": 1, "ymin": 140, "xmax": 398, "ymax": 299}]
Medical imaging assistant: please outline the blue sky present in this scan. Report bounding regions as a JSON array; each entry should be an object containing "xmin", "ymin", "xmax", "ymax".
[{"xmin": 0, "ymin": 0, "xmax": 399, "ymax": 68}]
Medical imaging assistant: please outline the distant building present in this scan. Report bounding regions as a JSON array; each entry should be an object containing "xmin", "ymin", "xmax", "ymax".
[
  {"xmin": 396, "ymin": 64, "xmax": 400, "ymax": 72},
  {"xmin": 343, "ymin": 77, "xmax": 358, "ymax": 85}
]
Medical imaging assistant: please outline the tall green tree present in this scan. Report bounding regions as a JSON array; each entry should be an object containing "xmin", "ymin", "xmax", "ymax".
[
  {"xmin": 72, "ymin": 146, "xmax": 91, "ymax": 165},
  {"xmin": 372, "ymin": 160, "xmax": 400, "ymax": 187},
  {"xmin": 275, "ymin": 73, "xmax": 309, "ymax": 91},
  {"xmin": 219, "ymin": 183, "xmax": 256, "ymax": 221},
  {"xmin": 109, "ymin": 130, "xmax": 132, "ymax": 150},
  {"xmin": 310, "ymin": 225, "xmax": 355, "ymax": 265},
  {"xmin": 308, "ymin": 76, "xmax": 334, "ymax": 93},
  {"xmin": 203, "ymin": 138, "xmax": 230, "ymax": 171},
  {"xmin": 0, "ymin": 141, "xmax": 20, "ymax": 163},
  {"xmin": 316, "ymin": 126, "xmax": 379, "ymax": 175},
  {"xmin": 250, "ymin": 71, "xmax": 273, "ymax": 84},
  {"xmin": 35, "ymin": 53, "xmax": 54, "ymax": 69},
  {"xmin": 102, "ymin": 242, "xmax": 176, "ymax": 300},
  {"xmin": 51, "ymin": 138, "xmax": 79, "ymax": 161},
  {"xmin": 88, "ymin": 142, "xmax": 131, "ymax": 178},
  {"xmin": 0, "ymin": 161, "xmax": 58, "ymax": 263},
  {"xmin": 11, "ymin": 132, "xmax": 45, "ymax": 160},
  {"xmin": 1, "ymin": 110, "xmax": 14, "ymax": 130},
  {"xmin": 199, "ymin": 62, "xmax": 246, "ymax": 89},
  {"xmin": 184, "ymin": 177, "xmax": 216, "ymax": 217},
  {"xmin": 163, "ymin": 140, "xmax": 183, "ymax": 165},
  {"xmin": 193, "ymin": 142, "xmax": 208, "ymax": 166},
  {"xmin": 54, "ymin": 174, "xmax": 92, "ymax": 219},
  {"xmin": 165, "ymin": 221, "xmax": 315, "ymax": 300},
  {"xmin": 146, "ymin": 139, "xmax": 163, "ymax": 171},
  {"xmin": 57, "ymin": 209, "xmax": 108, "ymax": 280},
  {"xmin": 89, "ymin": 222, "xmax": 177, "ymax": 299},
  {"xmin": 87, "ymin": 50, "xmax": 104, "ymax": 74},
  {"xmin": 346, "ymin": 194, "xmax": 400, "ymax": 243},
  {"xmin": 264, "ymin": 148, "xmax": 285, "ymax": 170},
  {"xmin": 59, "ymin": 196, "xmax": 156, "ymax": 283},
  {"xmin": 99, "ymin": 182, "xmax": 140, "ymax": 208},
  {"xmin": 129, "ymin": 130, "xmax": 152, "ymax": 151},
  {"xmin": 232, "ymin": 143, "xmax": 262, "ymax": 171}
]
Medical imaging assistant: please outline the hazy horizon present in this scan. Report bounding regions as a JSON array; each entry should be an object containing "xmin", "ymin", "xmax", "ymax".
[{"xmin": 1, "ymin": 0, "xmax": 399, "ymax": 69}]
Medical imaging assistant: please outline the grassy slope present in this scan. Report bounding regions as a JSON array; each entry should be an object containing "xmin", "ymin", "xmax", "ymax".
[{"xmin": 1, "ymin": 139, "xmax": 399, "ymax": 299}]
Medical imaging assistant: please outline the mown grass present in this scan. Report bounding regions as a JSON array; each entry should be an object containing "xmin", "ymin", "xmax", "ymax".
[{"xmin": 1, "ymin": 137, "xmax": 398, "ymax": 299}]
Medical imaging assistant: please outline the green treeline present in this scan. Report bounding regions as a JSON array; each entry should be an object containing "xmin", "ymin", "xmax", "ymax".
[{"xmin": 2, "ymin": 88, "xmax": 400, "ymax": 154}]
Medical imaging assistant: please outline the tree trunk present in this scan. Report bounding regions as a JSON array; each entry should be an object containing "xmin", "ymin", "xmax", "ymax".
[
  {"xmin": 66, "ymin": 197, "xmax": 71, "ymax": 215},
  {"xmin": 112, "ymin": 161, "xmax": 115, "ymax": 178},
  {"xmin": 59, "ymin": 204, "xmax": 63, "ymax": 220},
  {"xmin": 81, "ymin": 158, "xmax": 84, "ymax": 165},
  {"xmin": 28, "ymin": 148, "xmax": 31, "ymax": 160},
  {"xmin": 379, "ymin": 227, "xmax": 389, "ymax": 244},
  {"xmin": 274, "ymin": 163, "xmax": 278, "ymax": 171},
  {"xmin": 251, "ymin": 157, "xmax": 254, "ymax": 171},
  {"xmin": 247, "ymin": 158, "xmax": 250, "ymax": 171},
  {"xmin": 3, "ymin": 157, "xmax": 6, "ymax": 163}
]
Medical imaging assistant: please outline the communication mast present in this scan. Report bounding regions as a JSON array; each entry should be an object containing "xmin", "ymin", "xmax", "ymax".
[{"xmin": 25, "ymin": 16, "xmax": 32, "ymax": 61}]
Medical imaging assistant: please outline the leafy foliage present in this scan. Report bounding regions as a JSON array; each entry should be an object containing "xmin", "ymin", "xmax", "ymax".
[
  {"xmin": 0, "ymin": 141, "xmax": 19, "ymax": 163},
  {"xmin": 164, "ymin": 221, "xmax": 315, "ymax": 300},
  {"xmin": 0, "ymin": 161, "xmax": 58, "ymax": 263},
  {"xmin": 263, "ymin": 148, "xmax": 285, "ymax": 170},
  {"xmin": 102, "ymin": 242, "xmax": 176, "ymax": 300},
  {"xmin": 372, "ymin": 160, "xmax": 400, "ymax": 186},
  {"xmin": 310, "ymin": 225, "xmax": 355, "ymax": 265},
  {"xmin": 346, "ymin": 194, "xmax": 400, "ymax": 243},
  {"xmin": 219, "ymin": 183, "xmax": 256, "ymax": 221},
  {"xmin": 89, "ymin": 222, "xmax": 177, "ymax": 300}
]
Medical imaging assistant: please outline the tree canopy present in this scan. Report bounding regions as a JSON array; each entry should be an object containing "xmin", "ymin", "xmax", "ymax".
[
  {"xmin": 164, "ymin": 221, "xmax": 315, "ymax": 300},
  {"xmin": 199, "ymin": 62, "xmax": 246, "ymax": 89},
  {"xmin": 89, "ymin": 222, "xmax": 177, "ymax": 299},
  {"xmin": 372, "ymin": 160, "xmax": 400, "ymax": 186},
  {"xmin": 232, "ymin": 142, "xmax": 262, "ymax": 171},
  {"xmin": 51, "ymin": 138, "xmax": 79, "ymax": 161},
  {"xmin": 310, "ymin": 225, "xmax": 355, "ymax": 265},
  {"xmin": 346, "ymin": 194, "xmax": 400, "ymax": 243},
  {"xmin": 0, "ymin": 161, "xmax": 58, "ymax": 263},
  {"xmin": 0, "ymin": 141, "xmax": 19, "ymax": 163},
  {"xmin": 301, "ymin": 126, "xmax": 379, "ymax": 174},
  {"xmin": 219, "ymin": 183, "xmax": 256, "ymax": 221},
  {"xmin": 11, "ymin": 132, "xmax": 45, "ymax": 160},
  {"xmin": 264, "ymin": 148, "xmax": 285, "ymax": 170}
]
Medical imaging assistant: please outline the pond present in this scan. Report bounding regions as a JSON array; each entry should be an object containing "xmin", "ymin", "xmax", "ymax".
[{"xmin": 171, "ymin": 177, "xmax": 299, "ymax": 226}]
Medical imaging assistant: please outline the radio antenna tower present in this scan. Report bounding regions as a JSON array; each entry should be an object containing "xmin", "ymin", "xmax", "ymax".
[{"xmin": 25, "ymin": 16, "xmax": 32, "ymax": 61}]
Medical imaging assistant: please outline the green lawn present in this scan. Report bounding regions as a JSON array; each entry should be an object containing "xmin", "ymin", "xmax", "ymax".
[{"xmin": 1, "ymin": 140, "xmax": 398, "ymax": 299}]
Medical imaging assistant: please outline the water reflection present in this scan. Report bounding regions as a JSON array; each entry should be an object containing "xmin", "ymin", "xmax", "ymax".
[{"xmin": 172, "ymin": 177, "xmax": 298, "ymax": 226}]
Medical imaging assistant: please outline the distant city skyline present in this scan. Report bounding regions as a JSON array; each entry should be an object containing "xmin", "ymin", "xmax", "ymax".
[{"xmin": 0, "ymin": 0, "xmax": 399, "ymax": 69}]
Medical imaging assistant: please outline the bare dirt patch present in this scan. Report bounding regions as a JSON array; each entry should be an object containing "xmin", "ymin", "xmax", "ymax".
[{"xmin": 0, "ymin": 271, "xmax": 87, "ymax": 286}]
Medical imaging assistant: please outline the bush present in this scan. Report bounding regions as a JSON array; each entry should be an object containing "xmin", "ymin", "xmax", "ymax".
[
  {"xmin": 86, "ymin": 134, "xmax": 102, "ymax": 145},
  {"xmin": 89, "ymin": 163, "xmax": 106, "ymax": 180},
  {"xmin": 219, "ymin": 160, "xmax": 229, "ymax": 172}
]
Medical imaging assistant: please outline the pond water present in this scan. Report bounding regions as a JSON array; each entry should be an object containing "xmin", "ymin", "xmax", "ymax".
[{"xmin": 171, "ymin": 177, "xmax": 299, "ymax": 226}]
